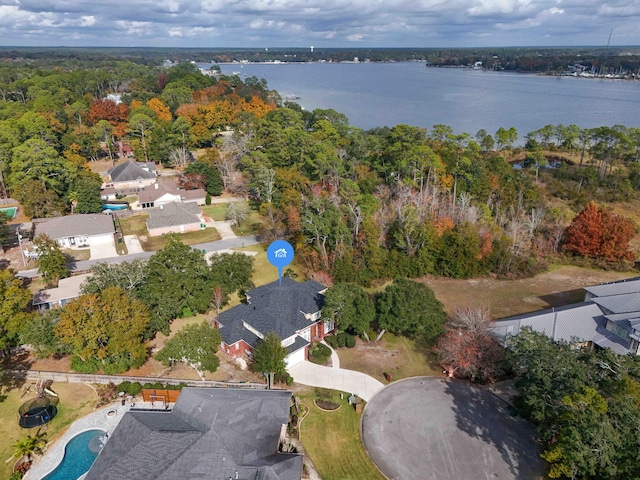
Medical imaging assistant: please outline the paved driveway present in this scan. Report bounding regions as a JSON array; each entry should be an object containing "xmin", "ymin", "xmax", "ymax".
[
  {"xmin": 287, "ymin": 361, "xmax": 384, "ymax": 401},
  {"xmin": 362, "ymin": 377, "xmax": 545, "ymax": 480}
]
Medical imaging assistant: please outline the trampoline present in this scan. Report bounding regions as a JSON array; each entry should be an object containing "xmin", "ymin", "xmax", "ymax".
[{"xmin": 19, "ymin": 395, "xmax": 59, "ymax": 428}]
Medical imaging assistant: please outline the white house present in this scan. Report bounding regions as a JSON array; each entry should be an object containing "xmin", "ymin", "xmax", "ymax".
[{"xmin": 34, "ymin": 214, "xmax": 115, "ymax": 250}]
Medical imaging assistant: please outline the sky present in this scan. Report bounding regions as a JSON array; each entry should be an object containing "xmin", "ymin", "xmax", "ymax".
[{"xmin": 0, "ymin": 0, "xmax": 638, "ymax": 49}]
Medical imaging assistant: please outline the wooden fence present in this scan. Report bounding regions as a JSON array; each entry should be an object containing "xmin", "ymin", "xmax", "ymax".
[{"xmin": 7, "ymin": 370, "xmax": 265, "ymax": 390}]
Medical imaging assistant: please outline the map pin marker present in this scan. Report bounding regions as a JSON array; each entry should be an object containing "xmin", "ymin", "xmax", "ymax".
[{"xmin": 267, "ymin": 240, "xmax": 294, "ymax": 285}]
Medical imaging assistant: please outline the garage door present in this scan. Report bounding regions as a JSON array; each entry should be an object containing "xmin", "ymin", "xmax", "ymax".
[{"xmin": 285, "ymin": 346, "xmax": 307, "ymax": 369}]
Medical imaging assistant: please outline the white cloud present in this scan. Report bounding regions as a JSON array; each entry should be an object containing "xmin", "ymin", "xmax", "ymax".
[
  {"xmin": 79, "ymin": 15, "xmax": 95, "ymax": 26},
  {"xmin": 347, "ymin": 33, "xmax": 364, "ymax": 41},
  {"xmin": 0, "ymin": 0, "xmax": 638, "ymax": 47}
]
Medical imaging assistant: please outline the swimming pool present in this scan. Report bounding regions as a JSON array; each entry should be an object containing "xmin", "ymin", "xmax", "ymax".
[
  {"xmin": 43, "ymin": 429, "xmax": 105, "ymax": 480},
  {"xmin": 0, "ymin": 206, "xmax": 17, "ymax": 219}
]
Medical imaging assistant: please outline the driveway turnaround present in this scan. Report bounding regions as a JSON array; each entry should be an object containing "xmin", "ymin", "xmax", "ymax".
[
  {"xmin": 362, "ymin": 377, "xmax": 545, "ymax": 480},
  {"xmin": 288, "ymin": 361, "xmax": 384, "ymax": 401}
]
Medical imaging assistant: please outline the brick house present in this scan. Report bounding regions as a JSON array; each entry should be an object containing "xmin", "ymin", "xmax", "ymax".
[{"xmin": 215, "ymin": 278, "xmax": 333, "ymax": 368}]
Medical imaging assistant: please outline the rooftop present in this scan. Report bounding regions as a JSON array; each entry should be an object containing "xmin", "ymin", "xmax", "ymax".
[
  {"xmin": 217, "ymin": 278, "xmax": 326, "ymax": 347},
  {"xmin": 32, "ymin": 273, "xmax": 92, "ymax": 306},
  {"xmin": 146, "ymin": 201, "xmax": 202, "ymax": 230},
  {"xmin": 108, "ymin": 160, "xmax": 156, "ymax": 183},
  {"xmin": 35, "ymin": 214, "xmax": 115, "ymax": 239},
  {"xmin": 85, "ymin": 387, "xmax": 301, "ymax": 480}
]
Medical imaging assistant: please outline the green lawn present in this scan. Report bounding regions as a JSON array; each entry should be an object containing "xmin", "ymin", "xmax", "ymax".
[
  {"xmin": 118, "ymin": 214, "xmax": 221, "ymax": 251},
  {"xmin": 0, "ymin": 382, "xmax": 96, "ymax": 479},
  {"xmin": 201, "ymin": 203, "xmax": 233, "ymax": 221},
  {"xmin": 297, "ymin": 390, "xmax": 385, "ymax": 480}
]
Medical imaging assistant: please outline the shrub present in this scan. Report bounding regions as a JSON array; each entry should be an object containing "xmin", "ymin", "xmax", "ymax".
[
  {"xmin": 345, "ymin": 335, "xmax": 356, "ymax": 348},
  {"xmin": 129, "ymin": 382, "xmax": 143, "ymax": 395},
  {"xmin": 117, "ymin": 381, "xmax": 143, "ymax": 395},
  {"xmin": 336, "ymin": 333, "xmax": 347, "ymax": 348},
  {"xmin": 143, "ymin": 382, "xmax": 164, "ymax": 389},
  {"xmin": 308, "ymin": 342, "xmax": 331, "ymax": 365},
  {"xmin": 286, "ymin": 375, "xmax": 293, "ymax": 386},
  {"xmin": 70, "ymin": 356, "xmax": 100, "ymax": 373},
  {"xmin": 205, "ymin": 193, "xmax": 211, "ymax": 205},
  {"xmin": 324, "ymin": 335, "xmax": 339, "ymax": 349},
  {"xmin": 117, "ymin": 381, "xmax": 131, "ymax": 393}
]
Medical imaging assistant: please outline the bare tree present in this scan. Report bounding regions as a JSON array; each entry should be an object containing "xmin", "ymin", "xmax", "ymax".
[
  {"xmin": 211, "ymin": 285, "xmax": 224, "ymax": 314},
  {"xmin": 168, "ymin": 146, "xmax": 192, "ymax": 169}
]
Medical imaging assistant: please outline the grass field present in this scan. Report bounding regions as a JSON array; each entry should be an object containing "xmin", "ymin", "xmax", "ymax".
[
  {"xmin": 0, "ymin": 382, "xmax": 96, "ymax": 479},
  {"xmin": 201, "ymin": 203, "xmax": 234, "ymax": 221},
  {"xmin": 297, "ymin": 390, "xmax": 385, "ymax": 480},
  {"xmin": 421, "ymin": 264, "xmax": 634, "ymax": 319},
  {"xmin": 118, "ymin": 214, "xmax": 221, "ymax": 251}
]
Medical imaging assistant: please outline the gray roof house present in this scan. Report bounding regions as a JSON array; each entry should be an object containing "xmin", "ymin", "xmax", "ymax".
[
  {"xmin": 32, "ymin": 273, "xmax": 91, "ymax": 311},
  {"xmin": 137, "ymin": 177, "xmax": 207, "ymax": 210},
  {"xmin": 215, "ymin": 278, "xmax": 331, "ymax": 368},
  {"xmin": 493, "ymin": 277, "xmax": 640, "ymax": 355},
  {"xmin": 34, "ymin": 214, "xmax": 115, "ymax": 249},
  {"xmin": 106, "ymin": 160, "xmax": 157, "ymax": 191},
  {"xmin": 85, "ymin": 387, "xmax": 302, "ymax": 480},
  {"xmin": 146, "ymin": 201, "xmax": 204, "ymax": 236}
]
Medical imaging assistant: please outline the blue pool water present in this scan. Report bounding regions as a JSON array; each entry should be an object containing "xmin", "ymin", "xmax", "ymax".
[
  {"xmin": 102, "ymin": 203, "xmax": 127, "ymax": 210},
  {"xmin": 43, "ymin": 429, "xmax": 105, "ymax": 480}
]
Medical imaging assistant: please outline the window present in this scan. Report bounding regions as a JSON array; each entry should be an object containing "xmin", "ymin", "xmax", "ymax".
[
  {"xmin": 324, "ymin": 318, "xmax": 335, "ymax": 334},
  {"xmin": 300, "ymin": 329, "xmax": 310, "ymax": 342},
  {"xmin": 606, "ymin": 321, "xmax": 629, "ymax": 341},
  {"xmin": 282, "ymin": 336, "xmax": 295, "ymax": 347}
]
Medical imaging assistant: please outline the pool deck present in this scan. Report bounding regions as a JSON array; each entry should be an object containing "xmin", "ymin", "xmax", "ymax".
[{"xmin": 24, "ymin": 400, "xmax": 159, "ymax": 480}]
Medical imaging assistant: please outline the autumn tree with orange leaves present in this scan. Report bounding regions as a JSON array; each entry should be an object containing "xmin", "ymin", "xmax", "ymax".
[
  {"xmin": 562, "ymin": 202, "xmax": 636, "ymax": 262},
  {"xmin": 435, "ymin": 306, "xmax": 504, "ymax": 383}
]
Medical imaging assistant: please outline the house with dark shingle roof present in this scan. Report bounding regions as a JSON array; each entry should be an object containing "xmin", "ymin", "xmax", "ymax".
[
  {"xmin": 215, "ymin": 278, "xmax": 332, "ymax": 367},
  {"xmin": 106, "ymin": 159, "xmax": 157, "ymax": 192},
  {"xmin": 493, "ymin": 277, "xmax": 640, "ymax": 356},
  {"xmin": 34, "ymin": 214, "xmax": 115, "ymax": 249},
  {"xmin": 85, "ymin": 387, "xmax": 302, "ymax": 480},
  {"xmin": 146, "ymin": 201, "xmax": 205, "ymax": 236}
]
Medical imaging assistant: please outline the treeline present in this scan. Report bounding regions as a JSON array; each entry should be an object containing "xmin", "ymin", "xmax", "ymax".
[{"xmin": 3, "ymin": 46, "xmax": 639, "ymax": 72}]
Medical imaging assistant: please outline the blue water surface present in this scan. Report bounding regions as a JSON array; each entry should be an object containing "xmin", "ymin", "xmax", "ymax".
[{"xmin": 43, "ymin": 429, "xmax": 105, "ymax": 480}]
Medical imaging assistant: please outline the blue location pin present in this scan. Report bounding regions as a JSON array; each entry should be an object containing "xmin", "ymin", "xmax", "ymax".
[{"xmin": 267, "ymin": 240, "xmax": 294, "ymax": 285}]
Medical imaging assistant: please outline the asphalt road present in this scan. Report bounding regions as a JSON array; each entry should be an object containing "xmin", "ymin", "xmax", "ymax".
[
  {"xmin": 16, "ymin": 234, "xmax": 261, "ymax": 278},
  {"xmin": 361, "ymin": 377, "xmax": 545, "ymax": 480}
]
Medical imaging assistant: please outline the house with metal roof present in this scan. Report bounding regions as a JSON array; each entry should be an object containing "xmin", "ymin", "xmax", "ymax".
[
  {"xmin": 215, "ymin": 278, "xmax": 333, "ymax": 368},
  {"xmin": 146, "ymin": 201, "xmax": 205, "ymax": 236},
  {"xmin": 493, "ymin": 277, "xmax": 640, "ymax": 355},
  {"xmin": 85, "ymin": 387, "xmax": 302, "ymax": 480},
  {"xmin": 34, "ymin": 214, "xmax": 115, "ymax": 250}
]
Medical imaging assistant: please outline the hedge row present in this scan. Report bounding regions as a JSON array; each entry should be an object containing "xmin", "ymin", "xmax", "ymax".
[{"xmin": 324, "ymin": 333, "xmax": 356, "ymax": 349}]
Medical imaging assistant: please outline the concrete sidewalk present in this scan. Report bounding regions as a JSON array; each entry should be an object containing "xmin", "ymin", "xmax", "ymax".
[{"xmin": 288, "ymin": 361, "xmax": 384, "ymax": 401}]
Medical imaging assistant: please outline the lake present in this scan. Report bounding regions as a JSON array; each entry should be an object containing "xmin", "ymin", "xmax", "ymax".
[{"xmin": 215, "ymin": 62, "xmax": 640, "ymax": 138}]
